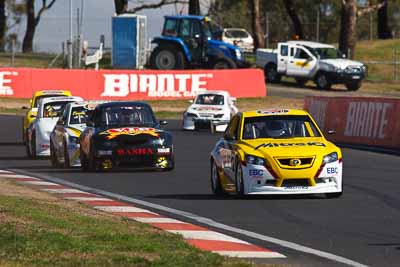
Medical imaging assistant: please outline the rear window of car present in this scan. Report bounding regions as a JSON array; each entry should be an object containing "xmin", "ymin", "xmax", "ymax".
[
  {"xmin": 69, "ymin": 107, "xmax": 93, "ymax": 124},
  {"xmin": 225, "ymin": 30, "xmax": 249, "ymax": 38},
  {"xmin": 195, "ymin": 94, "xmax": 224, "ymax": 105},
  {"xmin": 43, "ymin": 101, "xmax": 70, "ymax": 118},
  {"xmin": 97, "ymin": 106, "xmax": 156, "ymax": 127},
  {"xmin": 33, "ymin": 94, "xmax": 66, "ymax": 108},
  {"xmin": 242, "ymin": 115, "xmax": 321, "ymax": 139}
]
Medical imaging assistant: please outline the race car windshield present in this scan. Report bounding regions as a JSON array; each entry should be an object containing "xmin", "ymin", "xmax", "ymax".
[
  {"xmin": 42, "ymin": 101, "xmax": 70, "ymax": 118},
  {"xmin": 69, "ymin": 107, "xmax": 92, "ymax": 124},
  {"xmin": 242, "ymin": 115, "xmax": 322, "ymax": 139},
  {"xmin": 100, "ymin": 106, "xmax": 155, "ymax": 127},
  {"xmin": 195, "ymin": 94, "xmax": 224, "ymax": 105}
]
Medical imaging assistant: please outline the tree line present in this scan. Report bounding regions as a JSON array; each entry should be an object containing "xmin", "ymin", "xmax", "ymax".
[{"xmin": 0, "ymin": 0, "xmax": 397, "ymax": 58}]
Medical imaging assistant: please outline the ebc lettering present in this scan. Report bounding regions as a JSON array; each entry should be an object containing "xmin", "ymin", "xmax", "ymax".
[
  {"xmin": 327, "ymin": 167, "xmax": 338, "ymax": 174},
  {"xmin": 255, "ymin": 142, "xmax": 326, "ymax": 150},
  {"xmin": 249, "ymin": 169, "xmax": 263, "ymax": 177}
]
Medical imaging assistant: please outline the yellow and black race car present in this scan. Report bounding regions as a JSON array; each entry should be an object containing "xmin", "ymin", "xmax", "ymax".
[
  {"xmin": 210, "ymin": 109, "xmax": 342, "ymax": 198},
  {"xmin": 79, "ymin": 102, "xmax": 174, "ymax": 171}
]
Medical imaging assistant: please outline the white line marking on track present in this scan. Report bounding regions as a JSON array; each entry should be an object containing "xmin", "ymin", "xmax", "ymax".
[
  {"xmin": 41, "ymin": 188, "xmax": 87, "ymax": 194},
  {"xmin": 168, "ymin": 230, "xmax": 249, "ymax": 244},
  {"xmin": 1, "ymin": 174, "xmax": 35, "ymax": 179},
  {"xmin": 65, "ymin": 197, "xmax": 112, "ymax": 201},
  {"xmin": 20, "ymin": 181, "xmax": 59, "ymax": 186},
  {"xmin": 133, "ymin": 217, "xmax": 184, "ymax": 223},
  {"xmin": 94, "ymin": 206, "xmax": 157, "ymax": 214},
  {"xmin": 215, "ymin": 251, "xmax": 286, "ymax": 258},
  {"xmin": 10, "ymin": 168, "xmax": 369, "ymax": 267}
]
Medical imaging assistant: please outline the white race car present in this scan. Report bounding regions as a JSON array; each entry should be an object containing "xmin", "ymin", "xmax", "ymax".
[
  {"xmin": 182, "ymin": 90, "xmax": 238, "ymax": 132},
  {"xmin": 50, "ymin": 101, "xmax": 106, "ymax": 167},
  {"xmin": 26, "ymin": 96, "xmax": 83, "ymax": 158}
]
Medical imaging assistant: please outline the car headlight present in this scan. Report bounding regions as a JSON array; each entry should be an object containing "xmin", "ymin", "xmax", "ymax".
[
  {"xmin": 323, "ymin": 152, "xmax": 338, "ymax": 164},
  {"xmin": 361, "ymin": 65, "xmax": 367, "ymax": 73},
  {"xmin": 246, "ymin": 155, "xmax": 265, "ymax": 166},
  {"xmin": 68, "ymin": 136, "xmax": 79, "ymax": 144}
]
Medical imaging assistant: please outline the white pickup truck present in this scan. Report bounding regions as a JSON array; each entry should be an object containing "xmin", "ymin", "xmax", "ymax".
[{"xmin": 256, "ymin": 41, "xmax": 367, "ymax": 91}]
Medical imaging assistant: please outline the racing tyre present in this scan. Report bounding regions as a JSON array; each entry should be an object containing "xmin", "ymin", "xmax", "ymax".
[
  {"xmin": 315, "ymin": 73, "xmax": 331, "ymax": 90},
  {"xmin": 345, "ymin": 81, "xmax": 362, "ymax": 91},
  {"xmin": 295, "ymin": 78, "xmax": 308, "ymax": 87},
  {"xmin": 150, "ymin": 46, "xmax": 185, "ymax": 70},
  {"xmin": 80, "ymin": 148, "xmax": 89, "ymax": 172},
  {"xmin": 63, "ymin": 140, "xmax": 70, "ymax": 168},
  {"xmin": 235, "ymin": 160, "xmax": 245, "ymax": 197},
  {"xmin": 212, "ymin": 57, "xmax": 237, "ymax": 69},
  {"xmin": 265, "ymin": 64, "xmax": 281, "ymax": 83},
  {"xmin": 50, "ymin": 142, "xmax": 59, "ymax": 167},
  {"xmin": 325, "ymin": 192, "xmax": 343, "ymax": 199},
  {"xmin": 25, "ymin": 133, "xmax": 32, "ymax": 158},
  {"xmin": 30, "ymin": 132, "xmax": 37, "ymax": 159},
  {"xmin": 210, "ymin": 160, "xmax": 224, "ymax": 195}
]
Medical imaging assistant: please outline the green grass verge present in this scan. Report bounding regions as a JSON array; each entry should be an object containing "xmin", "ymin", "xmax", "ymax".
[{"xmin": 0, "ymin": 194, "xmax": 256, "ymax": 267}]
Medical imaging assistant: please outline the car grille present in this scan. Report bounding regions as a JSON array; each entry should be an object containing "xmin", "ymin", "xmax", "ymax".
[
  {"xmin": 282, "ymin": 179, "xmax": 310, "ymax": 187},
  {"xmin": 275, "ymin": 156, "xmax": 315, "ymax": 169},
  {"xmin": 345, "ymin": 66, "xmax": 362, "ymax": 74}
]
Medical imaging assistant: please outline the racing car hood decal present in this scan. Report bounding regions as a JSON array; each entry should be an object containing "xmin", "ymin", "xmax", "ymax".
[
  {"xmin": 240, "ymin": 138, "xmax": 334, "ymax": 157},
  {"xmin": 99, "ymin": 127, "xmax": 160, "ymax": 140}
]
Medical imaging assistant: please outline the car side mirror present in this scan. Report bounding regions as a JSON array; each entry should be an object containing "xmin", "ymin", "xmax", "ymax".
[
  {"xmin": 189, "ymin": 99, "xmax": 194, "ymax": 104},
  {"xmin": 328, "ymin": 129, "xmax": 335, "ymax": 135},
  {"xmin": 86, "ymin": 121, "xmax": 94, "ymax": 127},
  {"xmin": 22, "ymin": 106, "xmax": 28, "ymax": 110},
  {"xmin": 160, "ymin": 120, "xmax": 168, "ymax": 126},
  {"xmin": 29, "ymin": 114, "xmax": 36, "ymax": 118}
]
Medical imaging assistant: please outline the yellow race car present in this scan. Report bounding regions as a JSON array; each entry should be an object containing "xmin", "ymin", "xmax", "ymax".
[
  {"xmin": 210, "ymin": 109, "xmax": 343, "ymax": 198},
  {"xmin": 22, "ymin": 90, "xmax": 71, "ymax": 142}
]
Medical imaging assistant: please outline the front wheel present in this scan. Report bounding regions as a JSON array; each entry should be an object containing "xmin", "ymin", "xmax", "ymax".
[
  {"xmin": 80, "ymin": 148, "xmax": 89, "ymax": 171},
  {"xmin": 345, "ymin": 80, "xmax": 362, "ymax": 91},
  {"xmin": 50, "ymin": 142, "xmax": 59, "ymax": 167},
  {"xmin": 315, "ymin": 73, "xmax": 331, "ymax": 90},
  {"xmin": 26, "ymin": 132, "xmax": 32, "ymax": 158},
  {"xmin": 63, "ymin": 140, "xmax": 70, "ymax": 168},
  {"xmin": 210, "ymin": 160, "xmax": 224, "ymax": 195},
  {"xmin": 212, "ymin": 58, "xmax": 237, "ymax": 69},
  {"xmin": 235, "ymin": 161, "xmax": 245, "ymax": 196}
]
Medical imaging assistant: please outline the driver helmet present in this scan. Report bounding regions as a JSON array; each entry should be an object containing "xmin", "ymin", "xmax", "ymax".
[{"xmin": 264, "ymin": 120, "xmax": 286, "ymax": 137}]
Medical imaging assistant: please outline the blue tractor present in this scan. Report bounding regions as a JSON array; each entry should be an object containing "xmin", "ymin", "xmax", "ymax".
[{"xmin": 150, "ymin": 15, "xmax": 245, "ymax": 69}]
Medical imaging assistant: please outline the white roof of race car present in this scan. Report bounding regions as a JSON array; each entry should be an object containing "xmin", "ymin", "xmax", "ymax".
[
  {"xmin": 196, "ymin": 90, "xmax": 231, "ymax": 97},
  {"xmin": 287, "ymin": 41, "xmax": 334, "ymax": 49},
  {"xmin": 39, "ymin": 96, "xmax": 83, "ymax": 106},
  {"xmin": 67, "ymin": 100, "xmax": 108, "ymax": 108}
]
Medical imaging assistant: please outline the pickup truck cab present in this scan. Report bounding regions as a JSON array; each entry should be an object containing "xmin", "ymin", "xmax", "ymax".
[{"xmin": 256, "ymin": 41, "xmax": 367, "ymax": 91}]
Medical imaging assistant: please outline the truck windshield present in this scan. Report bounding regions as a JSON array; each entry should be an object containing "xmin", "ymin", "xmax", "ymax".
[{"xmin": 305, "ymin": 46, "xmax": 341, "ymax": 60}]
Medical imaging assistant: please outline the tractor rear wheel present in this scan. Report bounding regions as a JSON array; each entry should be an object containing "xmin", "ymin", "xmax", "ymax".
[{"xmin": 150, "ymin": 46, "xmax": 185, "ymax": 70}]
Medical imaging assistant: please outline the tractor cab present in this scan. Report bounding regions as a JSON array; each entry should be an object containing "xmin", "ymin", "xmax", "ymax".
[{"xmin": 150, "ymin": 15, "xmax": 244, "ymax": 70}]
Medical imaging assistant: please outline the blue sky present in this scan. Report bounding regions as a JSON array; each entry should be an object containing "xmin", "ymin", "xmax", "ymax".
[{"xmin": 16, "ymin": 0, "xmax": 189, "ymax": 53}]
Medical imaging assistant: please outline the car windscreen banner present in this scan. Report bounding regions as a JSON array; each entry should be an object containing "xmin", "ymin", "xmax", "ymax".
[
  {"xmin": 304, "ymin": 96, "xmax": 400, "ymax": 149},
  {"xmin": 0, "ymin": 68, "xmax": 266, "ymax": 100}
]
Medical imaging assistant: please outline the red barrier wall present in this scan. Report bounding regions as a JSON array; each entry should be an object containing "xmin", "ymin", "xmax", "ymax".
[
  {"xmin": 304, "ymin": 96, "xmax": 400, "ymax": 149},
  {"xmin": 0, "ymin": 68, "xmax": 266, "ymax": 100}
]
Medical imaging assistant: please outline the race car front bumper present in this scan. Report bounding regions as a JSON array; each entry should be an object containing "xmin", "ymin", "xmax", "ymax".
[
  {"xmin": 183, "ymin": 116, "xmax": 229, "ymax": 132},
  {"xmin": 242, "ymin": 161, "xmax": 342, "ymax": 195},
  {"xmin": 94, "ymin": 146, "xmax": 174, "ymax": 170}
]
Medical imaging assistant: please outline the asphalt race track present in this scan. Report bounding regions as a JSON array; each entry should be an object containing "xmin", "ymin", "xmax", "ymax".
[{"xmin": 1, "ymin": 114, "xmax": 399, "ymax": 267}]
